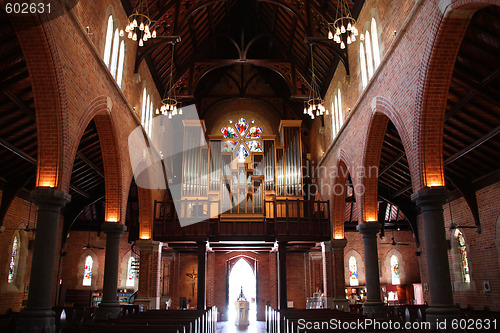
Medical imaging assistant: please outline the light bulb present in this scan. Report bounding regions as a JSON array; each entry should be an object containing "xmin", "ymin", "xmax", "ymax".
[
  {"xmin": 351, "ymin": 34, "xmax": 356, "ymax": 42},
  {"xmin": 353, "ymin": 28, "xmax": 359, "ymax": 36},
  {"xmin": 341, "ymin": 25, "xmax": 346, "ymax": 33},
  {"xmin": 145, "ymin": 25, "xmax": 150, "ymax": 33},
  {"xmin": 336, "ymin": 28, "xmax": 341, "ymax": 35},
  {"xmin": 340, "ymin": 41, "xmax": 345, "ymax": 49},
  {"xmin": 168, "ymin": 112, "xmax": 172, "ymax": 119},
  {"xmin": 125, "ymin": 25, "xmax": 130, "ymax": 32},
  {"xmin": 347, "ymin": 22, "xmax": 352, "ymax": 31},
  {"xmin": 303, "ymin": 107, "xmax": 307, "ymax": 114},
  {"xmin": 139, "ymin": 38, "xmax": 143, "ymax": 46},
  {"xmin": 156, "ymin": 108, "xmax": 159, "ymax": 115},
  {"xmin": 143, "ymin": 35, "xmax": 148, "ymax": 41},
  {"xmin": 152, "ymin": 30, "xmax": 157, "ymax": 38},
  {"xmin": 119, "ymin": 29, "xmax": 124, "ymax": 37},
  {"xmin": 316, "ymin": 110, "xmax": 320, "ymax": 116},
  {"xmin": 325, "ymin": 110, "xmax": 329, "ymax": 115},
  {"xmin": 132, "ymin": 33, "xmax": 137, "ymax": 41},
  {"xmin": 128, "ymin": 31, "xmax": 133, "ymax": 39},
  {"xmin": 360, "ymin": 34, "xmax": 364, "ymax": 41},
  {"xmin": 132, "ymin": 19, "xmax": 138, "ymax": 27},
  {"xmin": 139, "ymin": 22, "xmax": 144, "ymax": 31},
  {"xmin": 334, "ymin": 34, "xmax": 340, "ymax": 43},
  {"xmin": 179, "ymin": 108, "xmax": 182, "ymax": 115},
  {"xmin": 328, "ymin": 30, "xmax": 333, "ymax": 40},
  {"xmin": 347, "ymin": 36, "xmax": 351, "ymax": 44}
]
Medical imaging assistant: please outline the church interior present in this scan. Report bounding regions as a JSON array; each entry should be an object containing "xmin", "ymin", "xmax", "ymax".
[{"xmin": 0, "ymin": 0, "xmax": 499, "ymax": 332}]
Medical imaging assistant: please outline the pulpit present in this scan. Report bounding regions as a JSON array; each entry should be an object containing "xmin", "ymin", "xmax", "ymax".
[{"xmin": 234, "ymin": 287, "xmax": 249, "ymax": 326}]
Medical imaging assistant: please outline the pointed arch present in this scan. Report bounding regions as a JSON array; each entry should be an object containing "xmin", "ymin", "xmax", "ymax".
[
  {"xmin": 361, "ymin": 96, "xmax": 415, "ymax": 222},
  {"xmin": 416, "ymin": 2, "xmax": 496, "ymax": 190}
]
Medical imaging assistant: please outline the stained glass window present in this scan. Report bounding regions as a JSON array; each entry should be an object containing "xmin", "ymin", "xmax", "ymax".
[
  {"xmin": 246, "ymin": 141, "xmax": 263, "ymax": 152},
  {"xmin": 126, "ymin": 257, "xmax": 136, "ymax": 287},
  {"xmin": 222, "ymin": 140, "xmax": 239, "ymax": 152},
  {"xmin": 221, "ymin": 127, "xmax": 238, "ymax": 139},
  {"xmin": 391, "ymin": 255, "xmax": 400, "ymax": 285},
  {"xmin": 349, "ymin": 256, "xmax": 358, "ymax": 286},
  {"xmin": 221, "ymin": 118, "xmax": 263, "ymax": 163},
  {"xmin": 245, "ymin": 127, "xmax": 263, "ymax": 139},
  {"xmin": 457, "ymin": 231, "xmax": 470, "ymax": 283},
  {"xmin": 8, "ymin": 236, "xmax": 18, "ymax": 283},
  {"xmin": 83, "ymin": 256, "xmax": 93, "ymax": 286},
  {"xmin": 236, "ymin": 144, "xmax": 249, "ymax": 162},
  {"xmin": 235, "ymin": 118, "xmax": 249, "ymax": 137}
]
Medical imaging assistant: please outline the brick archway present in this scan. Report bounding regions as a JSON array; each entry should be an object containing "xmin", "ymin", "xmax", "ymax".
[
  {"xmin": 9, "ymin": 13, "xmax": 68, "ymax": 189},
  {"xmin": 361, "ymin": 97, "xmax": 415, "ymax": 222},
  {"xmin": 331, "ymin": 155, "xmax": 353, "ymax": 239},
  {"xmin": 417, "ymin": 1, "xmax": 496, "ymax": 190}
]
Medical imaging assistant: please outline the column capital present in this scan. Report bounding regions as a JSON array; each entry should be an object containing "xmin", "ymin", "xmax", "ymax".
[
  {"xmin": 136, "ymin": 239, "xmax": 161, "ymax": 252},
  {"xmin": 356, "ymin": 222, "xmax": 381, "ymax": 236},
  {"xmin": 101, "ymin": 222, "xmax": 127, "ymax": 235},
  {"xmin": 411, "ymin": 186, "xmax": 448, "ymax": 206},
  {"xmin": 330, "ymin": 239, "xmax": 348, "ymax": 249},
  {"xmin": 31, "ymin": 187, "xmax": 71, "ymax": 209}
]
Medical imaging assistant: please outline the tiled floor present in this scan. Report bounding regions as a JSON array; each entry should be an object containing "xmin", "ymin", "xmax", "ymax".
[{"xmin": 217, "ymin": 321, "xmax": 266, "ymax": 333}]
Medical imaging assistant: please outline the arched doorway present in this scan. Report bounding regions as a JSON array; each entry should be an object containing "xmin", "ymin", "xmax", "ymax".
[{"xmin": 227, "ymin": 257, "xmax": 257, "ymax": 324}]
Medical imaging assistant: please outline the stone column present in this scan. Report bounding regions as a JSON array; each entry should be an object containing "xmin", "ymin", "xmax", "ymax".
[
  {"xmin": 135, "ymin": 239, "xmax": 162, "ymax": 310},
  {"xmin": 96, "ymin": 223, "xmax": 126, "ymax": 320},
  {"xmin": 356, "ymin": 223, "xmax": 385, "ymax": 318},
  {"xmin": 322, "ymin": 239, "xmax": 349, "ymax": 311},
  {"xmin": 411, "ymin": 187, "xmax": 459, "ymax": 324},
  {"xmin": 197, "ymin": 241, "xmax": 207, "ymax": 310},
  {"xmin": 16, "ymin": 187, "xmax": 70, "ymax": 333},
  {"xmin": 278, "ymin": 241, "xmax": 287, "ymax": 309}
]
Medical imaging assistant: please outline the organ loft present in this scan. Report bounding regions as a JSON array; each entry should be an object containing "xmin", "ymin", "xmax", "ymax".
[{"xmin": 0, "ymin": 0, "xmax": 499, "ymax": 332}]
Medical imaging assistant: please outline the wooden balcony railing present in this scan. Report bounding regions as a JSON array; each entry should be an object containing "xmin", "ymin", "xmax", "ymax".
[{"xmin": 151, "ymin": 198, "xmax": 331, "ymax": 241}]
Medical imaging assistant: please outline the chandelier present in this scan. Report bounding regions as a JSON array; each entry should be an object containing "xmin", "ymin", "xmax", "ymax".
[
  {"xmin": 327, "ymin": 0, "xmax": 358, "ymax": 49},
  {"xmin": 123, "ymin": 0, "xmax": 157, "ymax": 47},
  {"xmin": 304, "ymin": 44, "xmax": 327, "ymax": 120},
  {"xmin": 157, "ymin": 42, "xmax": 181, "ymax": 118}
]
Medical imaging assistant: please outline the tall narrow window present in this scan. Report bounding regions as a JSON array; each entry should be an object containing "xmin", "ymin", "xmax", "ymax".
[
  {"xmin": 333, "ymin": 95, "xmax": 338, "ymax": 136},
  {"xmin": 141, "ymin": 88, "xmax": 147, "ymax": 126},
  {"xmin": 365, "ymin": 30, "xmax": 374, "ymax": 79},
  {"xmin": 337, "ymin": 89, "xmax": 343, "ymax": 129},
  {"xmin": 371, "ymin": 18, "xmax": 381, "ymax": 68},
  {"xmin": 126, "ymin": 257, "xmax": 136, "ymax": 287},
  {"xmin": 110, "ymin": 29, "xmax": 120, "ymax": 78},
  {"xmin": 103, "ymin": 15, "xmax": 114, "ymax": 67},
  {"xmin": 8, "ymin": 236, "xmax": 18, "ymax": 283},
  {"xmin": 349, "ymin": 256, "xmax": 359, "ymax": 286},
  {"xmin": 457, "ymin": 231, "xmax": 470, "ymax": 283},
  {"xmin": 145, "ymin": 94, "xmax": 151, "ymax": 136},
  {"xmin": 390, "ymin": 255, "xmax": 400, "ymax": 285},
  {"xmin": 116, "ymin": 41, "xmax": 125, "ymax": 87},
  {"xmin": 149, "ymin": 100, "xmax": 154, "ymax": 137},
  {"xmin": 83, "ymin": 256, "xmax": 93, "ymax": 286},
  {"xmin": 359, "ymin": 42, "xmax": 368, "ymax": 88}
]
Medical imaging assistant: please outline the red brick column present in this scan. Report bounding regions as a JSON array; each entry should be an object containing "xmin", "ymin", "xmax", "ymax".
[
  {"xmin": 135, "ymin": 240, "xmax": 162, "ymax": 309},
  {"xmin": 322, "ymin": 240, "xmax": 348, "ymax": 310}
]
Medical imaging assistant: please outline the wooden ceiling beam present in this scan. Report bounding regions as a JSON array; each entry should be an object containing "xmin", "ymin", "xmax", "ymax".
[{"xmin": 445, "ymin": 125, "xmax": 500, "ymax": 166}]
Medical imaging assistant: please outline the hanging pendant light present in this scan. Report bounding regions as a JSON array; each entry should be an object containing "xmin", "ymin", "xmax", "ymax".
[
  {"xmin": 327, "ymin": 0, "xmax": 358, "ymax": 49},
  {"xmin": 305, "ymin": 44, "xmax": 326, "ymax": 120},
  {"xmin": 159, "ymin": 42, "xmax": 181, "ymax": 118},
  {"xmin": 125, "ymin": 0, "xmax": 158, "ymax": 47}
]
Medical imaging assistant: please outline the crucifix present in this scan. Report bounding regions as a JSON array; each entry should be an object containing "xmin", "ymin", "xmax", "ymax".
[{"xmin": 186, "ymin": 268, "xmax": 198, "ymax": 298}]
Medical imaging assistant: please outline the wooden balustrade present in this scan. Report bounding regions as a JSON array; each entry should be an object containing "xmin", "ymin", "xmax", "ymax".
[{"xmin": 151, "ymin": 199, "xmax": 330, "ymax": 241}]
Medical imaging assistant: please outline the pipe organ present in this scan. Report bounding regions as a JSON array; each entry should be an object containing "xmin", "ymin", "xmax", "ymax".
[{"xmin": 179, "ymin": 119, "xmax": 303, "ymax": 217}]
